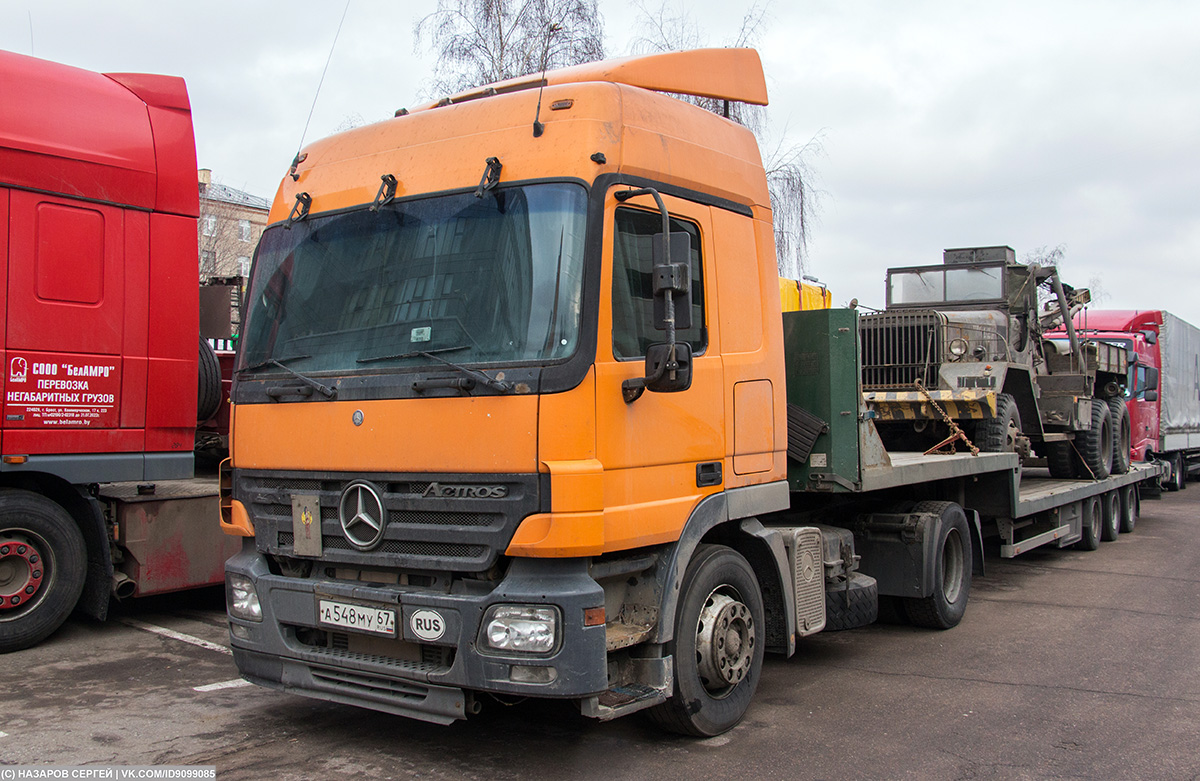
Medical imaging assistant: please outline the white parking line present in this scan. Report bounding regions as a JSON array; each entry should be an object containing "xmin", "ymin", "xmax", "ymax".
[
  {"xmin": 193, "ymin": 678, "xmax": 254, "ymax": 692},
  {"xmin": 118, "ymin": 618, "xmax": 232, "ymax": 655}
]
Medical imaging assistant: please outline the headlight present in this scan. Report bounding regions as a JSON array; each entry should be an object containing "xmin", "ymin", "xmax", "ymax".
[
  {"xmin": 227, "ymin": 573, "xmax": 262, "ymax": 622},
  {"xmin": 482, "ymin": 605, "xmax": 559, "ymax": 654},
  {"xmin": 949, "ymin": 338, "xmax": 968, "ymax": 357}
]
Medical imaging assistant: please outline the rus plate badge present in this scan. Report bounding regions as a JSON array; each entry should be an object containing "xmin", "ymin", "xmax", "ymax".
[{"xmin": 291, "ymin": 495, "xmax": 322, "ymax": 557}]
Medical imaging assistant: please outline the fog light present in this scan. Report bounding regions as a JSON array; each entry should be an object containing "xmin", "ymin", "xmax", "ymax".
[
  {"xmin": 230, "ymin": 623, "xmax": 250, "ymax": 640},
  {"xmin": 227, "ymin": 574, "xmax": 262, "ymax": 622},
  {"xmin": 510, "ymin": 665, "xmax": 557, "ymax": 684},
  {"xmin": 482, "ymin": 605, "xmax": 558, "ymax": 654}
]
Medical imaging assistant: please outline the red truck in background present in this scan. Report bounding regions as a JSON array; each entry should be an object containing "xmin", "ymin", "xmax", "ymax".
[
  {"xmin": 1054, "ymin": 310, "xmax": 1200, "ymax": 490},
  {"xmin": 0, "ymin": 51, "xmax": 238, "ymax": 652}
]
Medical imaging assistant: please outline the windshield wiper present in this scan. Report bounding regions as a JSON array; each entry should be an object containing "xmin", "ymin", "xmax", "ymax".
[
  {"xmin": 238, "ymin": 355, "xmax": 336, "ymax": 399},
  {"xmin": 358, "ymin": 346, "xmax": 513, "ymax": 393}
]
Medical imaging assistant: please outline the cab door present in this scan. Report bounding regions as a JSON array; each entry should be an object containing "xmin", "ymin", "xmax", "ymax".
[{"xmin": 593, "ymin": 186, "xmax": 725, "ymax": 552}]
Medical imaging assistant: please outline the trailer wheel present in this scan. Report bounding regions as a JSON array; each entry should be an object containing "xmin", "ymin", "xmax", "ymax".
[
  {"xmin": 975, "ymin": 393, "xmax": 1022, "ymax": 458},
  {"xmin": 900, "ymin": 501, "xmax": 971, "ymax": 630},
  {"xmin": 1074, "ymin": 401, "xmax": 1113, "ymax": 480},
  {"xmin": 197, "ymin": 337, "xmax": 223, "ymax": 423},
  {"xmin": 1106, "ymin": 398, "xmax": 1131, "ymax": 475},
  {"xmin": 646, "ymin": 544, "xmax": 765, "ymax": 737},
  {"xmin": 1100, "ymin": 491, "xmax": 1121, "ymax": 542},
  {"xmin": 1076, "ymin": 496, "xmax": 1102, "ymax": 551},
  {"xmin": 823, "ymin": 573, "xmax": 878, "ymax": 631},
  {"xmin": 0, "ymin": 491, "xmax": 87, "ymax": 653},
  {"xmin": 1118, "ymin": 484, "xmax": 1139, "ymax": 534}
]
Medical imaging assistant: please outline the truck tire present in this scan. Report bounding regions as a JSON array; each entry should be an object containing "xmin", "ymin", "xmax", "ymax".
[
  {"xmin": 1045, "ymin": 440, "xmax": 1077, "ymax": 479},
  {"xmin": 975, "ymin": 393, "xmax": 1023, "ymax": 466},
  {"xmin": 823, "ymin": 573, "xmax": 878, "ymax": 631},
  {"xmin": 0, "ymin": 490, "xmax": 87, "ymax": 653},
  {"xmin": 197, "ymin": 337, "xmax": 222, "ymax": 423},
  {"xmin": 1118, "ymin": 484, "xmax": 1139, "ymax": 534},
  {"xmin": 1174, "ymin": 453, "xmax": 1188, "ymax": 490},
  {"xmin": 1076, "ymin": 496, "xmax": 1102, "ymax": 551},
  {"xmin": 1107, "ymin": 398, "xmax": 1131, "ymax": 475},
  {"xmin": 646, "ymin": 544, "xmax": 765, "ymax": 737},
  {"xmin": 900, "ymin": 501, "xmax": 971, "ymax": 629},
  {"xmin": 1074, "ymin": 401, "xmax": 1113, "ymax": 480},
  {"xmin": 1100, "ymin": 491, "xmax": 1120, "ymax": 542}
]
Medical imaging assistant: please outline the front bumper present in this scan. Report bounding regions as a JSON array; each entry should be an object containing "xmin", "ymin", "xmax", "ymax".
[{"xmin": 225, "ymin": 541, "xmax": 608, "ymax": 724}]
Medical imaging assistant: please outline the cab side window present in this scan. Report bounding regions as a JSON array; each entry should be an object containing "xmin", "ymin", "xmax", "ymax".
[{"xmin": 611, "ymin": 207, "xmax": 705, "ymax": 360}]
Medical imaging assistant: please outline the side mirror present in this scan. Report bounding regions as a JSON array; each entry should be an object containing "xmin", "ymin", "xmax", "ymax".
[
  {"xmin": 1143, "ymin": 330, "xmax": 1158, "ymax": 345},
  {"xmin": 1145, "ymin": 366, "xmax": 1160, "ymax": 391},
  {"xmin": 644, "ymin": 342, "xmax": 692, "ymax": 394},
  {"xmin": 652, "ymin": 232, "xmax": 693, "ymax": 331},
  {"xmin": 623, "ymin": 342, "xmax": 693, "ymax": 403},
  {"xmin": 1145, "ymin": 390, "xmax": 1159, "ymax": 402}
]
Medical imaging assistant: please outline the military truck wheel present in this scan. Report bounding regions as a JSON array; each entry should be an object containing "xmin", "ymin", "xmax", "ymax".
[
  {"xmin": 1074, "ymin": 401, "xmax": 1113, "ymax": 480},
  {"xmin": 647, "ymin": 544, "xmax": 765, "ymax": 737},
  {"xmin": 823, "ymin": 573, "xmax": 878, "ymax": 631},
  {"xmin": 975, "ymin": 393, "xmax": 1022, "ymax": 458},
  {"xmin": 1045, "ymin": 440, "xmax": 1078, "ymax": 479},
  {"xmin": 1076, "ymin": 496, "xmax": 1102, "ymax": 551},
  {"xmin": 0, "ymin": 491, "xmax": 87, "ymax": 653},
  {"xmin": 900, "ymin": 501, "xmax": 971, "ymax": 629},
  {"xmin": 1107, "ymin": 398, "xmax": 1131, "ymax": 475},
  {"xmin": 1118, "ymin": 485, "xmax": 1139, "ymax": 533},
  {"xmin": 1100, "ymin": 491, "xmax": 1121, "ymax": 542}
]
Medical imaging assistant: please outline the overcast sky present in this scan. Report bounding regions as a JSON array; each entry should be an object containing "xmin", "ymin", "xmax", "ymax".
[{"xmin": 3, "ymin": 1, "xmax": 1198, "ymax": 323}]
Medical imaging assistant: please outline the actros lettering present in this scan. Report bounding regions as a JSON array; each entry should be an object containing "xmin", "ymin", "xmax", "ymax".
[{"xmin": 422, "ymin": 482, "xmax": 507, "ymax": 499}]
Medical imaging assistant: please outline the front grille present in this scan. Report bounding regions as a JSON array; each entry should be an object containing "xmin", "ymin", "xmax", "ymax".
[
  {"xmin": 237, "ymin": 470, "xmax": 542, "ymax": 573},
  {"xmin": 860, "ymin": 311, "xmax": 944, "ymax": 389},
  {"xmin": 279, "ymin": 531, "xmax": 487, "ymax": 560}
]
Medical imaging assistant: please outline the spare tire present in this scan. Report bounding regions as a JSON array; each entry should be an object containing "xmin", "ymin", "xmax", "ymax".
[
  {"xmin": 824, "ymin": 573, "xmax": 878, "ymax": 631},
  {"xmin": 197, "ymin": 337, "xmax": 222, "ymax": 422}
]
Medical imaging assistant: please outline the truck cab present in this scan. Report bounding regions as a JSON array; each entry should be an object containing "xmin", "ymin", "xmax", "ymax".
[{"xmin": 222, "ymin": 49, "xmax": 792, "ymax": 735}]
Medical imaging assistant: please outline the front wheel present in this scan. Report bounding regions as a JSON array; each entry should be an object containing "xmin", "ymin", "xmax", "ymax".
[
  {"xmin": 647, "ymin": 544, "xmax": 765, "ymax": 737},
  {"xmin": 0, "ymin": 490, "xmax": 87, "ymax": 653},
  {"xmin": 901, "ymin": 501, "xmax": 972, "ymax": 629}
]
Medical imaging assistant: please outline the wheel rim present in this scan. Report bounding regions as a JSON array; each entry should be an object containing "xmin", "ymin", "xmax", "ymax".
[
  {"xmin": 941, "ymin": 529, "xmax": 964, "ymax": 604},
  {"xmin": 0, "ymin": 528, "xmax": 52, "ymax": 620},
  {"xmin": 695, "ymin": 588, "xmax": 755, "ymax": 697}
]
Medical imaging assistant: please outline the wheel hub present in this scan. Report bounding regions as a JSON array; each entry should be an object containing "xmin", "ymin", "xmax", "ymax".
[
  {"xmin": 695, "ymin": 592, "xmax": 755, "ymax": 691},
  {"xmin": 0, "ymin": 537, "xmax": 44, "ymax": 610}
]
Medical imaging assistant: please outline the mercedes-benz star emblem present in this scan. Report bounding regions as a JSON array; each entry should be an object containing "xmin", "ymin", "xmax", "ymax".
[{"xmin": 338, "ymin": 481, "xmax": 386, "ymax": 550}]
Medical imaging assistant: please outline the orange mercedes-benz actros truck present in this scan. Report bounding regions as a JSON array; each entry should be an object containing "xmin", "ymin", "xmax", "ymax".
[{"xmin": 220, "ymin": 48, "xmax": 1162, "ymax": 735}]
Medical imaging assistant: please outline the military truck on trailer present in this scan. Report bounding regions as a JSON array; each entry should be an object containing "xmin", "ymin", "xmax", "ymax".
[
  {"xmin": 0, "ymin": 52, "xmax": 239, "ymax": 652},
  {"xmin": 860, "ymin": 246, "xmax": 1131, "ymax": 480},
  {"xmin": 219, "ymin": 49, "xmax": 1162, "ymax": 736}
]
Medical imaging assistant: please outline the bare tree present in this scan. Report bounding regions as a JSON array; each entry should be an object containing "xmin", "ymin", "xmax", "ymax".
[
  {"xmin": 629, "ymin": 1, "xmax": 822, "ymax": 280},
  {"xmin": 414, "ymin": 0, "xmax": 605, "ymax": 97},
  {"xmin": 1023, "ymin": 244, "xmax": 1109, "ymax": 306}
]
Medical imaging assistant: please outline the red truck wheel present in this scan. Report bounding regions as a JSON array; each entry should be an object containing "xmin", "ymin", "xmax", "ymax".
[
  {"xmin": 0, "ymin": 491, "xmax": 86, "ymax": 653},
  {"xmin": 647, "ymin": 544, "xmax": 764, "ymax": 737}
]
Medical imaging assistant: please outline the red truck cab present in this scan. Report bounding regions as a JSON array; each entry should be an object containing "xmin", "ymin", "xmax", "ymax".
[
  {"xmin": 1058, "ymin": 310, "xmax": 1162, "ymax": 462},
  {"xmin": 0, "ymin": 51, "xmax": 203, "ymax": 652}
]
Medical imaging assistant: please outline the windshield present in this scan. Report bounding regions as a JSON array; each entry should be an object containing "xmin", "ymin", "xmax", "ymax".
[
  {"xmin": 890, "ymin": 266, "xmax": 1004, "ymax": 306},
  {"xmin": 238, "ymin": 183, "xmax": 588, "ymax": 375}
]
